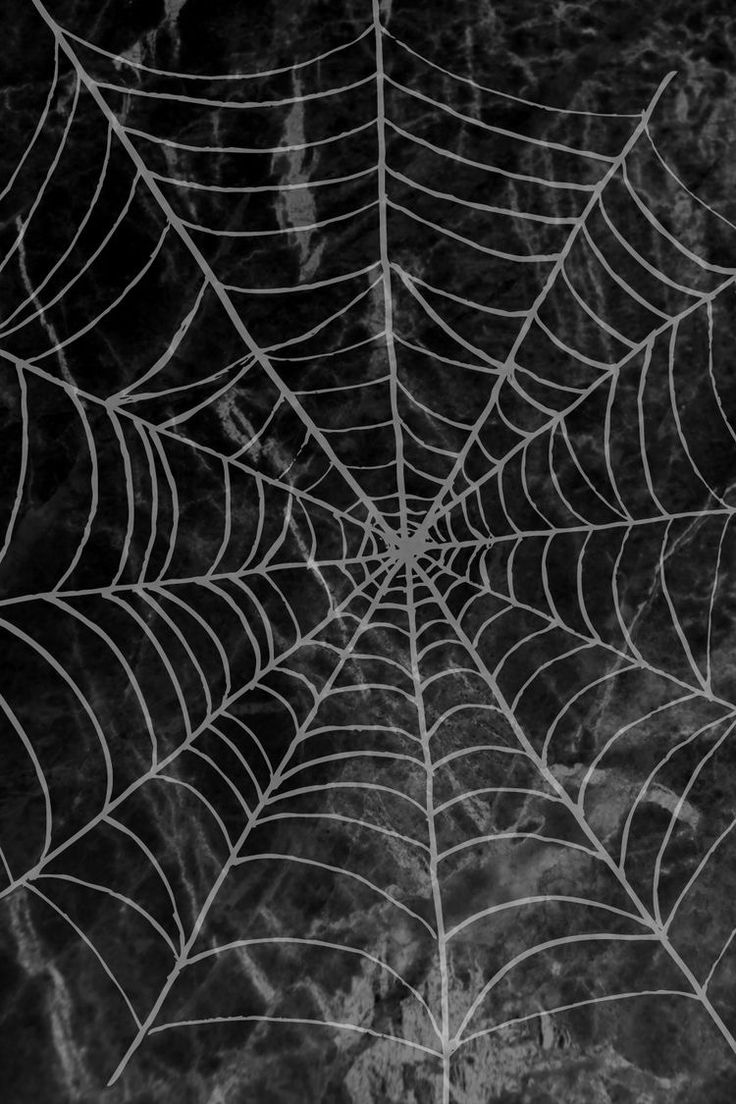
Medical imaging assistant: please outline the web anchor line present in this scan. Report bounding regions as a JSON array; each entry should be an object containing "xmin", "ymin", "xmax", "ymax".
[
  {"xmin": 373, "ymin": 0, "xmax": 409, "ymax": 540},
  {"xmin": 406, "ymin": 562, "xmax": 451, "ymax": 1102}
]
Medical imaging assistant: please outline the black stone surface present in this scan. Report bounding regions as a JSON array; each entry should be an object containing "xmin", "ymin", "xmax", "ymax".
[{"xmin": 2, "ymin": 1, "xmax": 736, "ymax": 1102}]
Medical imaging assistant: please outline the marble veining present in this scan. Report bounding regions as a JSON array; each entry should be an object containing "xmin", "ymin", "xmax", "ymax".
[{"xmin": 1, "ymin": 1, "xmax": 736, "ymax": 1101}]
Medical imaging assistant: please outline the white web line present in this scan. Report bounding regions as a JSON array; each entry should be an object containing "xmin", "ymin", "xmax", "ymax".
[
  {"xmin": 374, "ymin": 0, "xmax": 408, "ymax": 539},
  {"xmin": 421, "ymin": 272, "xmax": 736, "ymax": 544},
  {"xmin": 105, "ymin": 560, "xmax": 403, "ymax": 1083},
  {"xmin": 0, "ymin": 348, "xmax": 387, "ymax": 589},
  {"xmin": 415, "ymin": 562, "xmax": 736, "ymax": 1056},
  {"xmin": 404, "ymin": 71, "xmax": 680, "ymax": 544},
  {"xmin": 29, "ymin": 0, "xmax": 397, "ymax": 544},
  {"xmin": 425, "ymin": 546, "xmax": 736, "ymax": 716},
  {"xmin": 405, "ymin": 563, "xmax": 452, "ymax": 1100},
  {"xmin": 63, "ymin": 24, "xmax": 375, "ymax": 81},
  {"xmin": 0, "ymin": 560, "xmax": 395, "ymax": 902}
]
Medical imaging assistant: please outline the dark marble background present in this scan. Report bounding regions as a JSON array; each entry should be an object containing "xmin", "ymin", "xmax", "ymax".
[{"xmin": 2, "ymin": 1, "xmax": 736, "ymax": 1102}]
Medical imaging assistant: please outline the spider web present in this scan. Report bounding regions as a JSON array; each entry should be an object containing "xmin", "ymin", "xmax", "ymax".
[{"xmin": 2, "ymin": 0, "xmax": 736, "ymax": 1100}]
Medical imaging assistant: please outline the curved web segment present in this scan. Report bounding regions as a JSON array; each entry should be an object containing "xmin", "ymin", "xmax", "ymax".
[{"xmin": 1, "ymin": 0, "xmax": 736, "ymax": 1100}]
